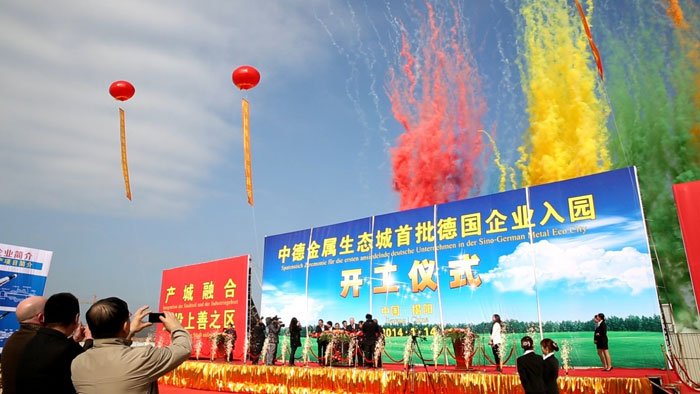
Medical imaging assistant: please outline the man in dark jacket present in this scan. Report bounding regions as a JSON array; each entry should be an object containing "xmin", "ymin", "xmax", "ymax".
[
  {"xmin": 1, "ymin": 296, "xmax": 46, "ymax": 394},
  {"xmin": 361, "ymin": 314, "xmax": 378, "ymax": 367},
  {"xmin": 17, "ymin": 293, "xmax": 86, "ymax": 394},
  {"xmin": 251, "ymin": 317, "xmax": 266, "ymax": 364},
  {"xmin": 516, "ymin": 336, "xmax": 545, "ymax": 394}
]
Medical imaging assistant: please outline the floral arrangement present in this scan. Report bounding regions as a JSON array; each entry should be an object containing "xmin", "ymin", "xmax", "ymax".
[
  {"xmin": 402, "ymin": 336, "xmax": 413, "ymax": 367},
  {"xmin": 561, "ymin": 340, "xmax": 571, "ymax": 374},
  {"xmin": 443, "ymin": 327, "xmax": 477, "ymax": 342},
  {"xmin": 324, "ymin": 338, "xmax": 335, "ymax": 366},
  {"xmin": 225, "ymin": 335, "xmax": 234, "ymax": 362},
  {"xmin": 347, "ymin": 336, "xmax": 357, "ymax": 365},
  {"xmin": 280, "ymin": 336, "xmax": 290, "ymax": 365},
  {"xmin": 498, "ymin": 329, "xmax": 508, "ymax": 369},
  {"xmin": 210, "ymin": 335, "xmax": 218, "ymax": 361},
  {"xmin": 431, "ymin": 330, "xmax": 443, "ymax": 368},
  {"xmin": 374, "ymin": 338, "xmax": 384, "ymax": 367},
  {"xmin": 209, "ymin": 332, "xmax": 234, "ymax": 345},
  {"xmin": 242, "ymin": 334, "xmax": 250, "ymax": 363},
  {"xmin": 462, "ymin": 334, "xmax": 474, "ymax": 369},
  {"xmin": 194, "ymin": 334, "xmax": 203, "ymax": 360},
  {"xmin": 302, "ymin": 334, "xmax": 312, "ymax": 364},
  {"xmin": 319, "ymin": 329, "xmax": 358, "ymax": 344},
  {"xmin": 260, "ymin": 337, "xmax": 271, "ymax": 364}
]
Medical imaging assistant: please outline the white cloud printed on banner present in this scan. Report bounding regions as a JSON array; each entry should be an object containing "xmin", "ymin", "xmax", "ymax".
[
  {"xmin": 261, "ymin": 282, "xmax": 332, "ymax": 325},
  {"xmin": 481, "ymin": 239, "xmax": 656, "ymax": 295}
]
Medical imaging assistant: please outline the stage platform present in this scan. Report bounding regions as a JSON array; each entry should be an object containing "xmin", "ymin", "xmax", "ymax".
[{"xmin": 159, "ymin": 360, "xmax": 675, "ymax": 393}]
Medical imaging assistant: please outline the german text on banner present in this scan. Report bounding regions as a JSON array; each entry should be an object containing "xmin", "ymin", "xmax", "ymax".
[
  {"xmin": 261, "ymin": 167, "xmax": 664, "ymax": 368},
  {"xmin": 157, "ymin": 256, "xmax": 249, "ymax": 360}
]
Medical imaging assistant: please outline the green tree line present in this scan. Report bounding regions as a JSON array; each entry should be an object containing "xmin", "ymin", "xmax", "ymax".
[{"xmin": 378, "ymin": 315, "xmax": 661, "ymax": 335}]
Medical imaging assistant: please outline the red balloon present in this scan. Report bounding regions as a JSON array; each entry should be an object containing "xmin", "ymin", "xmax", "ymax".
[
  {"xmin": 109, "ymin": 80, "xmax": 135, "ymax": 101},
  {"xmin": 232, "ymin": 66, "xmax": 260, "ymax": 90}
]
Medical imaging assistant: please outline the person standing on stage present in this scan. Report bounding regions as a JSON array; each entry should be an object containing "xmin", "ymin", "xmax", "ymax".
[
  {"xmin": 346, "ymin": 317, "xmax": 360, "ymax": 332},
  {"xmin": 594, "ymin": 313, "xmax": 612, "ymax": 371},
  {"xmin": 265, "ymin": 316, "xmax": 283, "ymax": 365},
  {"xmin": 361, "ymin": 314, "xmax": 379, "ymax": 367},
  {"xmin": 516, "ymin": 336, "xmax": 545, "ymax": 394},
  {"xmin": 489, "ymin": 314, "xmax": 503, "ymax": 372},
  {"xmin": 315, "ymin": 319, "xmax": 327, "ymax": 364},
  {"xmin": 288, "ymin": 317, "xmax": 302, "ymax": 366},
  {"xmin": 540, "ymin": 338, "xmax": 560, "ymax": 394},
  {"xmin": 251, "ymin": 317, "xmax": 266, "ymax": 364}
]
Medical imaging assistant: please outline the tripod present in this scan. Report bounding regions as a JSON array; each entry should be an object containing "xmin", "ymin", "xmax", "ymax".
[{"xmin": 403, "ymin": 335, "xmax": 437, "ymax": 394}]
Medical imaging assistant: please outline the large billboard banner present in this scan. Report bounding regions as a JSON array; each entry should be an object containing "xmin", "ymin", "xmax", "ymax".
[
  {"xmin": 157, "ymin": 256, "xmax": 249, "ymax": 360},
  {"xmin": 0, "ymin": 243, "xmax": 53, "ymax": 351},
  {"xmin": 262, "ymin": 168, "xmax": 664, "ymax": 367}
]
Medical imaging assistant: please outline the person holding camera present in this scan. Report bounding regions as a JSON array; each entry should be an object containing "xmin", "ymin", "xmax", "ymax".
[
  {"xmin": 71, "ymin": 298, "xmax": 191, "ymax": 394},
  {"xmin": 265, "ymin": 316, "xmax": 283, "ymax": 365}
]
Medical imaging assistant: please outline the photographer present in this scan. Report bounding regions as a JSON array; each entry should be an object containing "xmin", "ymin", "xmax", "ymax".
[
  {"xmin": 265, "ymin": 316, "xmax": 283, "ymax": 365},
  {"xmin": 71, "ymin": 298, "xmax": 190, "ymax": 393}
]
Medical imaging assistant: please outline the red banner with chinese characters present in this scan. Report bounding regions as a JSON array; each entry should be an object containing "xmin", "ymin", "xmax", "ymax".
[
  {"xmin": 156, "ymin": 256, "xmax": 249, "ymax": 360},
  {"xmin": 673, "ymin": 180, "xmax": 700, "ymax": 313}
]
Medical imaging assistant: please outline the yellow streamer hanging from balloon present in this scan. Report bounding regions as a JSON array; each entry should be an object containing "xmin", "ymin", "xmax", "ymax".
[
  {"xmin": 119, "ymin": 108, "xmax": 132, "ymax": 201},
  {"xmin": 242, "ymin": 99, "xmax": 254, "ymax": 206},
  {"xmin": 109, "ymin": 80, "xmax": 135, "ymax": 200},
  {"xmin": 516, "ymin": 0, "xmax": 611, "ymax": 187}
]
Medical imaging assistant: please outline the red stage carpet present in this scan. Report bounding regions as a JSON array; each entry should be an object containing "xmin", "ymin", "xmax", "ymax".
[{"xmin": 158, "ymin": 360, "xmax": 681, "ymax": 393}]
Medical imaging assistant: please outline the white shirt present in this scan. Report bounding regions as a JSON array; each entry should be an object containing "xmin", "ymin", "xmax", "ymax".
[
  {"xmin": 543, "ymin": 352, "xmax": 555, "ymax": 360},
  {"xmin": 490, "ymin": 322, "xmax": 502, "ymax": 345},
  {"xmin": 523, "ymin": 349, "xmax": 534, "ymax": 355}
]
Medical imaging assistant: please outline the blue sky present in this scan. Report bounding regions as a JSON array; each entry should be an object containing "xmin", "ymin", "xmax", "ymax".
[{"xmin": 0, "ymin": 0, "xmax": 664, "ymax": 320}]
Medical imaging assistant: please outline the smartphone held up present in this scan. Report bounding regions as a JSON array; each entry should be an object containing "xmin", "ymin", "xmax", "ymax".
[{"xmin": 148, "ymin": 312, "xmax": 165, "ymax": 323}]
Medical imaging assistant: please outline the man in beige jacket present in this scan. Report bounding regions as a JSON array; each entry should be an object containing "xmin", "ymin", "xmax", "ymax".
[{"xmin": 71, "ymin": 297, "xmax": 191, "ymax": 394}]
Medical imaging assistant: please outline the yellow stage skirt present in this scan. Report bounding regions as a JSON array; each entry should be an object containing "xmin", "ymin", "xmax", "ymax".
[{"xmin": 160, "ymin": 361, "xmax": 652, "ymax": 393}]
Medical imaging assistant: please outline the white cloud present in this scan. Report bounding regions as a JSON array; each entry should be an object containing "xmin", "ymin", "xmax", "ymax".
[
  {"xmin": 261, "ymin": 282, "xmax": 330, "ymax": 325},
  {"xmin": 0, "ymin": 0, "xmax": 333, "ymax": 216},
  {"xmin": 481, "ymin": 240, "xmax": 656, "ymax": 296}
]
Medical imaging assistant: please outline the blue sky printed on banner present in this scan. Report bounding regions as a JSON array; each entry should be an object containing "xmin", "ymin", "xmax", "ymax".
[{"xmin": 261, "ymin": 168, "xmax": 660, "ymax": 327}]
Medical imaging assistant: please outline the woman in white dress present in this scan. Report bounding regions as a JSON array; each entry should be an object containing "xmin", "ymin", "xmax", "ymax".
[{"xmin": 489, "ymin": 314, "xmax": 503, "ymax": 371}]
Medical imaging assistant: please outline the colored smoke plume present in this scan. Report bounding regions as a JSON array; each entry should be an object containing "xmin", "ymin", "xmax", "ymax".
[
  {"xmin": 671, "ymin": 1, "xmax": 700, "ymax": 157},
  {"xmin": 388, "ymin": 2, "xmax": 486, "ymax": 210},
  {"xmin": 666, "ymin": 0, "xmax": 687, "ymax": 29},
  {"xmin": 603, "ymin": 0, "xmax": 700, "ymax": 330},
  {"xmin": 516, "ymin": 0, "xmax": 611, "ymax": 187}
]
